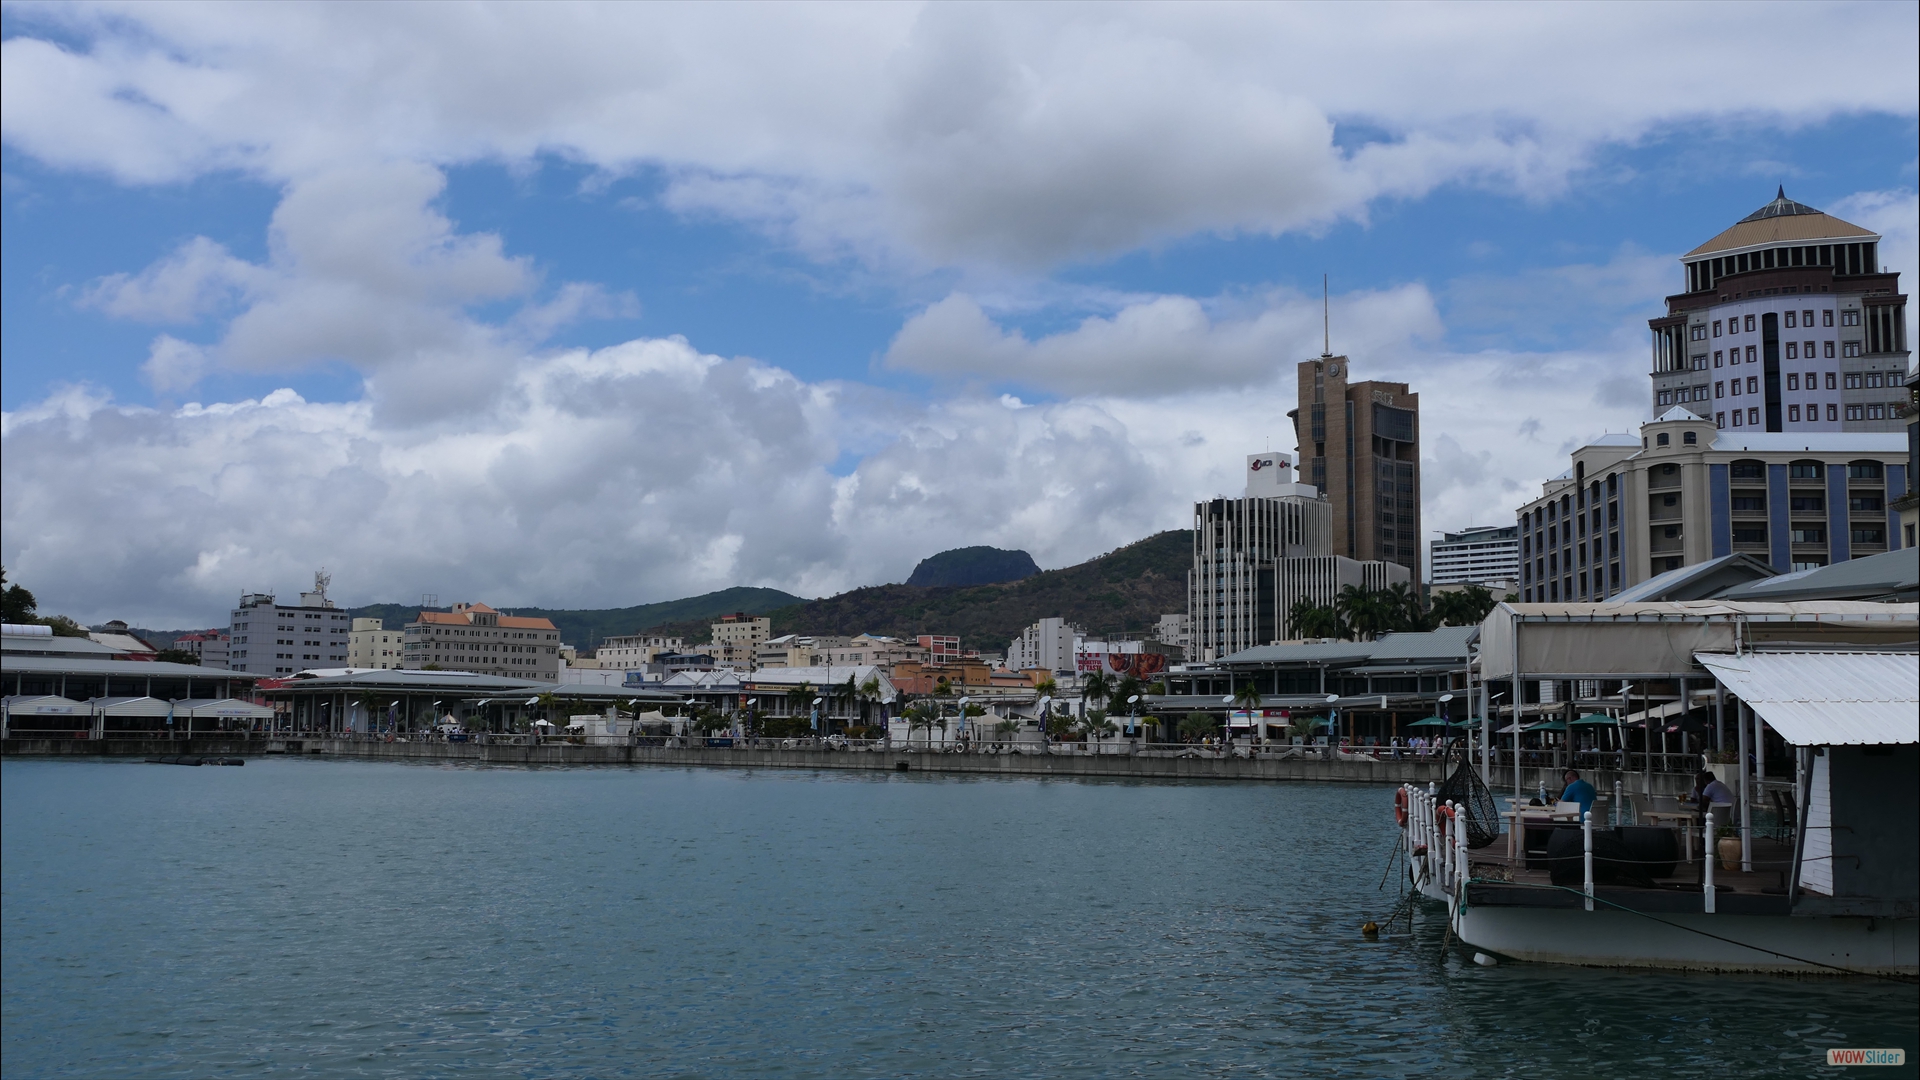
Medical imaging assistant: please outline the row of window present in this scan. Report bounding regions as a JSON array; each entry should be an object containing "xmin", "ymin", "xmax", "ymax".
[
  {"xmin": 1732, "ymin": 524, "xmax": 1887, "ymax": 546},
  {"xmin": 1730, "ymin": 493, "xmax": 1883, "ymax": 512}
]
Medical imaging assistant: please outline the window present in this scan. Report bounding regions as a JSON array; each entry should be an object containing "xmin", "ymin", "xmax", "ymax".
[
  {"xmin": 1804, "ymin": 340, "xmax": 1814, "ymax": 357},
  {"xmin": 1731, "ymin": 380, "xmax": 1742, "ymax": 397},
  {"xmin": 1746, "ymin": 345, "xmax": 1757, "ymax": 362},
  {"xmin": 1851, "ymin": 527, "xmax": 1886, "ymax": 545},
  {"xmin": 1826, "ymin": 372, "xmax": 1837, "ymax": 390},
  {"xmin": 1823, "ymin": 310, "xmax": 1833, "ymax": 327},
  {"xmin": 1866, "ymin": 373, "xmax": 1884, "ymax": 388},
  {"xmin": 1690, "ymin": 324, "xmax": 1707, "ymax": 341},
  {"xmin": 1662, "ymin": 494, "xmax": 1677, "ymax": 506},
  {"xmin": 1744, "ymin": 315, "xmax": 1755, "ymax": 332},
  {"xmin": 1732, "ymin": 410, "xmax": 1743, "ymax": 426},
  {"xmin": 1849, "ymin": 495, "xmax": 1884, "ymax": 512},
  {"xmin": 1787, "ymin": 373, "xmax": 1799, "ymax": 390},
  {"xmin": 1733, "ymin": 525, "xmax": 1766, "ymax": 544},
  {"xmin": 1746, "ymin": 377, "xmax": 1759, "ymax": 394},
  {"xmin": 1789, "ymin": 526, "xmax": 1825, "ymax": 544},
  {"xmin": 1785, "ymin": 311, "xmax": 1797, "ymax": 329},
  {"xmin": 1786, "ymin": 342, "xmax": 1798, "ymax": 359},
  {"xmin": 1713, "ymin": 320, "xmax": 1722, "ymax": 337},
  {"xmin": 1790, "ymin": 494, "xmax": 1824, "ymax": 512},
  {"xmin": 1715, "ymin": 381, "xmax": 1725, "ymax": 398},
  {"xmin": 1716, "ymin": 412, "xmax": 1726, "ymax": 428},
  {"xmin": 1748, "ymin": 407, "xmax": 1759, "ymax": 425},
  {"xmin": 1846, "ymin": 405, "xmax": 1864, "ymax": 420},
  {"xmin": 1656, "ymin": 432, "xmax": 1669, "ymax": 446},
  {"xmin": 1840, "ymin": 310, "xmax": 1860, "ymax": 327},
  {"xmin": 1790, "ymin": 462, "xmax": 1822, "ymax": 479},
  {"xmin": 1788, "ymin": 405, "xmax": 1800, "ymax": 422},
  {"xmin": 1731, "ymin": 495, "xmax": 1765, "ymax": 511},
  {"xmin": 1824, "ymin": 341, "xmax": 1835, "ymax": 358},
  {"xmin": 1657, "ymin": 391, "xmax": 1671, "ymax": 406},
  {"xmin": 1662, "ymin": 526, "xmax": 1679, "ymax": 539},
  {"xmin": 1802, "ymin": 309, "xmax": 1813, "ymax": 325},
  {"xmin": 1845, "ymin": 373, "xmax": 1862, "ymax": 389},
  {"xmin": 1827, "ymin": 404, "xmax": 1838, "ymax": 421},
  {"xmin": 1869, "ymin": 405, "xmax": 1885, "ymax": 420},
  {"xmin": 1843, "ymin": 342, "xmax": 1862, "ymax": 357},
  {"xmin": 1683, "ymin": 431, "xmax": 1696, "ymax": 444},
  {"xmin": 1713, "ymin": 350, "xmax": 1723, "ymax": 367},
  {"xmin": 1691, "ymin": 354, "xmax": 1705, "ymax": 370}
]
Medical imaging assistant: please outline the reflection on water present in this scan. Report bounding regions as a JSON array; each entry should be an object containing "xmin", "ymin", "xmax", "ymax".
[{"xmin": 2, "ymin": 759, "xmax": 1912, "ymax": 1078}]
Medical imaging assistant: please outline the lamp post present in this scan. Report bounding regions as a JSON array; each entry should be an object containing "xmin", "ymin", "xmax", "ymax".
[
  {"xmin": 1325, "ymin": 693, "xmax": 1340, "ymax": 750},
  {"xmin": 957, "ymin": 695, "xmax": 971, "ymax": 745},
  {"xmin": 1037, "ymin": 695, "xmax": 1052, "ymax": 745},
  {"xmin": 1126, "ymin": 693, "xmax": 1140, "ymax": 739},
  {"xmin": 1437, "ymin": 692, "xmax": 1453, "ymax": 758}
]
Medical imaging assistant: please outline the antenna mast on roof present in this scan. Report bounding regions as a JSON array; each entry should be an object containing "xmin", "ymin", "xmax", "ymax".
[{"xmin": 1322, "ymin": 274, "xmax": 1331, "ymax": 357}]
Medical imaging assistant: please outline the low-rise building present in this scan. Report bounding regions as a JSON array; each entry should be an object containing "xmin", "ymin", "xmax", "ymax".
[
  {"xmin": 347, "ymin": 618, "xmax": 402, "ymax": 670},
  {"xmin": 227, "ymin": 572, "xmax": 350, "ymax": 676},
  {"xmin": 88, "ymin": 620, "xmax": 157, "ymax": 659},
  {"xmin": 402, "ymin": 602, "xmax": 562, "ymax": 682},
  {"xmin": 1517, "ymin": 408, "xmax": 1908, "ymax": 602},
  {"xmin": 596, "ymin": 632, "xmax": 684, "ymax": 670},
  {"xmin": 173, "ymin": 630, "xmax": 230, "ymax": 669}
]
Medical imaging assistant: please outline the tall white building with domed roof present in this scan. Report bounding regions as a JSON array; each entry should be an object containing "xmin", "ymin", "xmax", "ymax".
[{"xmin": 1649, "ymin": 189, "xmax": 1908, "ymax": 435}]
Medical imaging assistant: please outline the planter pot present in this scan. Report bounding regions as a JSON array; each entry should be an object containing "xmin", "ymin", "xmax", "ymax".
[
  {"xmin": 1717, "ymin": 836, "xmax": 1742, "ymax": 870},
  {"xmin": 1708, "ymin": 763, "xmax": 1737, "ymax": 786}
]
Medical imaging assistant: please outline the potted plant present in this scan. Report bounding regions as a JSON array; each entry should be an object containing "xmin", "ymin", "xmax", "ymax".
[
  {"xmin": 1705, "ymin": 749, "xmax": 1738, "ymax": 787},
  {"xmin": 1715, "ymin": 820, "xmax": 1741, "ymax": 870}
]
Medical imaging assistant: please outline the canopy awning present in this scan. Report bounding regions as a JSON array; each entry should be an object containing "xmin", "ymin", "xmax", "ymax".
[
  {"xmin": 1571, "ymin": 712, "xmax": 1619, "ymax": 726},
  {"xmin": 1696, "ymin": 651, "xmax": 1918, "ymax": 746},
  {"xmin": 2, "ymin": 695, "xmax": 89, "ymax": 716},
  {"xmin": 177, "ymin": 697, "xmax": 275, "ymax": 720},
  {"xmin": 1478, "ymin": 601, "xmax": 1917, "ymax": 678},
  {"xmin": 90, "ymin": 696, "xmax": 175, "ymax": 717}
]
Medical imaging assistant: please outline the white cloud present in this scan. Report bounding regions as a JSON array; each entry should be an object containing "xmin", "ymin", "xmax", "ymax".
[
  {"xmin": 79, "ymin": 236, "xmax": 262, "ymax": 322},
  {"xmin": 4, "ymin": 4, "xmax": 1913, "ymax": 270},
  {"xmin": 884, "ymin": 285, "xmax": 1443, "ymax": 396}
]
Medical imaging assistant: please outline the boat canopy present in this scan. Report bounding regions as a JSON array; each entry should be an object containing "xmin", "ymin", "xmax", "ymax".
[{"xmin": 1695, "ymin": 651, "xmax": 1918, "ymax": 746}]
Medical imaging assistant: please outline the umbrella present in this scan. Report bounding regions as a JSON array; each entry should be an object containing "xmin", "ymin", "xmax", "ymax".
[
  {"xmin": 1571, "ymin": 713, "xmax": 1618, "ymax": 726},
  {"xmin": 1525, "ymin": 719, "xmax": 1569, "ymax": 733},
  {"xmin": 1406, "ymin": 716, "xmax": 1450, "ymax": 728}
]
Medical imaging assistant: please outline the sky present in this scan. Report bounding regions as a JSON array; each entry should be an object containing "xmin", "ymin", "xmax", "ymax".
[{"xmin": 2, "ymin": 2, "xmax": 1917, "ymax": 629}]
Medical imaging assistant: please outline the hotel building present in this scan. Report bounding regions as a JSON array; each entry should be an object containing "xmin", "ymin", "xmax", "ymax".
[
  {"xmin": 402, "ymin": 602, "xmax": 562, "ymax": 682},
  {"xmin": 1290, "ymin": 355, "xmax": 1422, "ymax": 578},
  {"xmin": 1429, "ymin": 525, "xmax": 1521, "ymax": 588},
  {"xmin": 1649, "ymin": 189, "xmax": 1908, "ymax": 434}
]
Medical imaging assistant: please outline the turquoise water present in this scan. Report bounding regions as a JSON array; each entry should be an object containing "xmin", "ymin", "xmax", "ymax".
[{"xmin": 2, "ymin": 759, "xmax": 1913, "ymax": 1078}]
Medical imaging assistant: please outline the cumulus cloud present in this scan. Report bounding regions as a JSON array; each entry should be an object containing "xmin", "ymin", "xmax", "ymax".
[
  {"xmin": 4, "ymin": 4, "xmax": 1913, "ymax": 270},
  {"xmin": 884, "ymin": 285, "xmax": 1442, "ymax": 396}
]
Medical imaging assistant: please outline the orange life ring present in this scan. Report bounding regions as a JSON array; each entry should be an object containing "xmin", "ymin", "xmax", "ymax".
[
  {"xmin": 1435, "ymin": 803, "xmax": 1454, "ymax": 827},
  {"xmin": 1393, "ymin": 787, "xmax": 1409, "ymax": 827}
]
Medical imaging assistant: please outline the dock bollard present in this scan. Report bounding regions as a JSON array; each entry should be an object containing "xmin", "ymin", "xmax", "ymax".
[
  {"xmin": 1582, "ymin": 810, "xmax": 1594, "ymax": 912},
  {"xmin": 1703, "ymin": 809, "xmax": 1716, "ymax": 914}
]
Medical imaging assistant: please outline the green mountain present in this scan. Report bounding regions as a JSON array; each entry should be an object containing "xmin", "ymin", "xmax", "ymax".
[
  {"xmin": 347, "ymin": 585, "xmax": 806, "ymax": 651},
  {"xmin": 905, "ymin": 546, "xmax": 1040, "ymax": 587},
  {"xmin": 753, "ymin": 530, "xmax": 1191, "ymax": 651}
]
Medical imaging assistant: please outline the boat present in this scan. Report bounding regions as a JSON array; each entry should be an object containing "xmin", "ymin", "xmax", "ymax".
[{"xmin": 1395, "ymin": 601, "xmax": 1917, "ymax": 976}]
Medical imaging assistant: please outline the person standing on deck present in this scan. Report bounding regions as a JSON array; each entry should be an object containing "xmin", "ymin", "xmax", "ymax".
[{"xmin": 1559, "ymin": 769, "xmax": 1596, "ymax": 818}]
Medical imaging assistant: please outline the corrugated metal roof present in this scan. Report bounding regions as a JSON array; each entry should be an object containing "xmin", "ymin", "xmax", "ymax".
[
  {"xmin": 1717, "ymin": 547, "xmax": 1918, "ymax": 603},
  {"xmin": 0, "ymin": 655, "xmax": 258, "ymax": 679},
  {"xmin": 1696, "ymin": 651, "xmax": 1919, "ymax": 746}
]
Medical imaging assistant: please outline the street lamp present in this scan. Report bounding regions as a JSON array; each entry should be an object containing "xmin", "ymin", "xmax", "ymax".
[{"xmin": 1325, "ymin": 693, "xmax": 1340, "ymax": 746}]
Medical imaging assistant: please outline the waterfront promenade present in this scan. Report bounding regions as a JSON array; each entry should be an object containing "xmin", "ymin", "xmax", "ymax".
[{"xmin": 0, "ymin": 733, "xmax": 1697, "ymax": 792}]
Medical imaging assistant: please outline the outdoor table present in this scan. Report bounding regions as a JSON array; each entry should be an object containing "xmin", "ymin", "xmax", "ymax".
[
  {"xmin": 1502, "ymin": 805, "xmax": 1581, "ymax": 862},
  {"xmin": 1637, "ymin": 808, "xmax": 1696, "ymax": 862}
]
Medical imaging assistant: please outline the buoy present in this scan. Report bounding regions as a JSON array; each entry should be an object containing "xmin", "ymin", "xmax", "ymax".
[
  {"xmin": 1361, "ymin": 921, "xmax": 1379, "ymax": 938},
  {"xmin": 1473, "ymin": 952, "xmax": 1498, "ymax": 967}
]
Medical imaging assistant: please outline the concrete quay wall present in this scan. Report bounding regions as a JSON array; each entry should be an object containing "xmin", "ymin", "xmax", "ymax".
[{"xmin": 1, "ymin": 737, "xmax": 1695, "ymax": 794}]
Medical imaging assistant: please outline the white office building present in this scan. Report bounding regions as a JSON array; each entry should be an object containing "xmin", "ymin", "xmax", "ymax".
[
  {"xmin": 1429, "ymin": 525, "xmax": 1521, "ymax": 587},
  {"xmin": 227, "ymin": 572, "xmax": 350, "ymax": 676},
  {"xmin": 348, "ymin": 618, "xmax": 402, "ymax": 670},
  {"xmin": 1650, "ymin": 189, "xmax": 1908, "ymax": 435},
  {"xmin": 1006, "ymin": 617, "xmax": 1082, "ymax": 675}
]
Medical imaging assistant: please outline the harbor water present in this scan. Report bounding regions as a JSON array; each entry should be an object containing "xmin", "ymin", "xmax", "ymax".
[{"xmin": 3, "ymin": 759, "xmax": 1913, "ymax": 1078}]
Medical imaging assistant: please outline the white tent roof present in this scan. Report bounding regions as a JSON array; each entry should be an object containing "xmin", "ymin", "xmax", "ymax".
[
  {"xmin": 177, "ymin": 697, "xmax": 276, "ymax": 720},
  {"xmin": 1, "ymin": 695, "xmax": 89, "ymax": 716},
  {"xmin": 1696, "ymin": 651, "xmax": 1919, "ymax": 746},
  {"xmin": 90, "ymin": 696, "xmax": 176, "ymax": 717}
]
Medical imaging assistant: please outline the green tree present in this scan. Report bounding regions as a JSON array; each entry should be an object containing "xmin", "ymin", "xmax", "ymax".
[
  {"xmin": 1288, "ymin": 596, "xmax": 1343, "ymax": 640},
  {"xmin": 1430, "ymin": 584, "xmax": 1498, "ymax": 628},
  {"xmin": 1, "ymin": 569, "xmax": 38, "ymax": 624},
  {"xmin": 1232, "ymin": 681, "xmax": 1263, "ymax": 712},
  {"xmin": 153, "ymin": 648, "xmax": 201, "ymax": 665},
  {"xmin": 1179, "ymin": 712, "xmax": 1217, "ymax": 742},
  {"xmin": 1081, "ymin": 670, "xmax": 1112, "ymax": 716}
]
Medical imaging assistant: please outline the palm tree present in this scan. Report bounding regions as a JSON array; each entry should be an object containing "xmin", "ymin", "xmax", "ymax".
[
  {"xmin": 1337, "ymin": 585, "xmax": 1389, "ymax": 641},
  {"xmin": 857, "ymin": 674, "xmax": 883, "ymax": 729},
  {"xmin": 1081, "ymin": 670, "xmax": 1112, "ymax": 718},
  {"xmin": 1034, "ymin": 675, "xmax": 1058, "ymax": 699},
  {"xmin": 1383, "ymin": 582, "xmax": 1431, "ymax": 633},
  {"xmin": 905, "ymin": 701, "xmax": 938, "ymax": 748}
]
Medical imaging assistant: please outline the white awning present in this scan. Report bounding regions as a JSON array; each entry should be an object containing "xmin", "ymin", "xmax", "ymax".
[
  {"xmin": 1696, "ymin": 651, "xmax": 1919, "ymax": 746},
  {"xmin": 177, "ymin": 698, "xmax": 276, "ymax": 720},
  {"xmin": 1, "ymin": 695, "xmax": 88, "ymax": 716}
]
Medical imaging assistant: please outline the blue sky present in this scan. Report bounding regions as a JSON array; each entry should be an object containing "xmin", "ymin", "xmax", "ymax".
[{"xmin": 2, "ymin": 3, "xmax": 1916, "ymax": 626}]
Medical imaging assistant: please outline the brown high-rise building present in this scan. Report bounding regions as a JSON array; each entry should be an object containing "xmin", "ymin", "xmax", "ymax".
[{"xmin": 1289, "ymin": 355, "xmax": 1422, "ymax": 579}]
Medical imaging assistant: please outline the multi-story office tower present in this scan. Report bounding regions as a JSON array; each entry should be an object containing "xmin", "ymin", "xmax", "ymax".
[
  {"xmin": 347, "ymin": 618, "xmax": 402, "ymax": 670},
  {"xmin": 1190, "ymin": 452, "xmax": 1332, "ymax": 658},
  {"xmin": 1517, "ymin": 409, "xmax": 1907, "ymax": 602},
  {"xmin": 709, "ymin": 613, "xmax": 770, "ymax": 669},
  {"xmin": 1429, "ymin": 526, "xmax": 1521, "ymax": 587},
  {"xmin": 1650, "ymin": 189, "xmax": 1908, "ymax": 434},
  {"xmin": 1290, "ymin": 356, "xmax": 1422, "ymax": 578},
  {"xmin": 402, "ymin": 602, "xmax": 562, "ymax": 682},
  {"xmin": 226, "ymin": 572, "xmax": 349, "ymax": 675}
]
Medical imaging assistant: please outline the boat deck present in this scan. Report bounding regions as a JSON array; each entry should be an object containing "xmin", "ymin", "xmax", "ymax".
[{"xmin": 1461, "ymin": 834, "xmax": 1802, "ymax": 916}]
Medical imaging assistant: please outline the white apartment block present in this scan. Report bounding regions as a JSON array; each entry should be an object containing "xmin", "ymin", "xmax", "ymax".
[
  {"xmin": 227, "ymin": 573, "xmax": 349, "ymax": 676},
  {"xmin": 402, "ymin": 602, "xmax": 562, "ymax": 682},
  {"xmin": 755, "ymin": 634, "xmax": 854, "ymax": 669},
  {"xmin": 1650, "ymin": 189, "xmax": 1908, "ymax": 436},
  {"xmin": 819, "ymin": 634, "xmax": 925, "ymax": 668},
  {"xmin": 347, "ymin": 618, "xmax": 402, "ymax": 670},
  {"xmin": 1155, "ymin": 612, "xmax": 1189, "ymax": 651},
  {"xmin": 1517, "ymin": 409, "xmax": 1907, "ymax": 602},
  {"xmin": 596, "ymin": 632, "xmax": 684, "ymax": 670},
  {"xmin": 1429, "ymin": 525, "xmax": 1521, "ymax": 587},
  {"xmin": 1007, "ymin": 617, "xmax": 1082, "ymax": 675}
]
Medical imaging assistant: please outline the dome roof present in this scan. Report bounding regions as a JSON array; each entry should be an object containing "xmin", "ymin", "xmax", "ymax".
[{"xmin": 1685, "ymin": 188, "xmax": 1876, "ymax": 259}]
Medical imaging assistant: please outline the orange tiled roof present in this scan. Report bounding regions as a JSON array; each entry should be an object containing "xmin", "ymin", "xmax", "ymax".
[{"xmin": 414, "ymin": 609, "xmax": 556, "ymax": 631}]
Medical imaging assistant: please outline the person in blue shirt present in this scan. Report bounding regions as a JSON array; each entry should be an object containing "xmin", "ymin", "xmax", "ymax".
[{"xmin": 1560, "ymin": 769, "xmax": 1597, "ymax": 819}]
